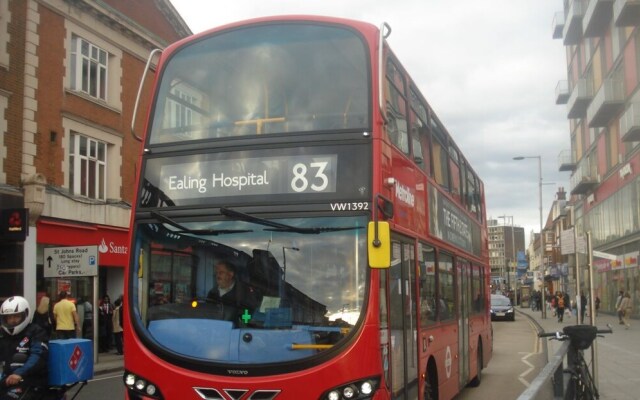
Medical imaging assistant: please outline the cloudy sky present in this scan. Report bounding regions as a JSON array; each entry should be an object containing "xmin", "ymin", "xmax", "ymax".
[{"xmin": 169, "ymin": 0, "xmax": 569, "ymax": 242}]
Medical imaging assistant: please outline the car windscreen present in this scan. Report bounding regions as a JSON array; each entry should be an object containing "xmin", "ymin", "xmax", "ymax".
[{"xmin": 491, "ymin": 297, "xmax": 511, "ymax": 307}]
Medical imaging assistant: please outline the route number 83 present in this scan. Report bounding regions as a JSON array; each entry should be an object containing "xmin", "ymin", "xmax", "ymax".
[{"xmin": 291, "ymin": 162, "xmax": 329, "ymax": 192}]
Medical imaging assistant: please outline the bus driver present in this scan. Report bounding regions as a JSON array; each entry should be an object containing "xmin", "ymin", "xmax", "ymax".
[{"xmin": 206, "ymin": 261, "xmax": 258, "ymax": 325}]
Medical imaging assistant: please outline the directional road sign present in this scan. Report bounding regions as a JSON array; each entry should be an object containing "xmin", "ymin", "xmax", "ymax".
[{"xmin": 44, "ymin": 246, "xmax": 99, "ymax": 277}]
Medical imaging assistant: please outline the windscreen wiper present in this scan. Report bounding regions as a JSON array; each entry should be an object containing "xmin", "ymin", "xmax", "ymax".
[
  {"xmin": 150, "ymin": 211, "xmax": 252, "ymax": 235},
  {"xmin": 264, "ymin": 226, "xmax": 362, "ymax": 234},
  {"xmin": 219, "ymin": 207, "xmax": 362, "ymax": 234}
]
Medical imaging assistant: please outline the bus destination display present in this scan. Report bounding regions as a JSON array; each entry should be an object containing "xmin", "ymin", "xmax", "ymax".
[
  {"xmin": 141, "ymin": 144, "xmax": 371, "ymax": 208},
  {"xmin": 160, "ymin": 155, "xmax": 337, "ymax": 198}
]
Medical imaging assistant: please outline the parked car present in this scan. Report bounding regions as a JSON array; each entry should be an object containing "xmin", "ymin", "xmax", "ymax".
[{"xmin": 490, "ymin": 294, "xmax": 515, "ymax": 321}]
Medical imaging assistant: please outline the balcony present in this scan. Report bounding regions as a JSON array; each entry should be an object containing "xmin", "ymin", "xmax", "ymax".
[
  {"xmin": 584, "ymin": 0, "xmax": 615, "ymax": 37},
  {"xmin": 570, "ymin": 158, "xmax": 599, "ymax": 195},
  {"xmin": 556, "ymin": 80, "xmax": 570, "ymax": 104},
  {"xmin": 553, "ymin": 12, "xmax": 565, "ymax": 39},
  {"xmin": 587, "ymin": 78, "xmax": 625, "ymax": 127},
  {"xmin": 567, "ymin": 79, "xmax": 594, "ymax": 119},
  {"xmin": 564, "ymin": 0, "xmax": 587, "ymax": 45},
  {"xmin": 558, "ymin": 149, "xmax": 577, "ymax": 172},
  {"xmin": 620, "ymin": 102, "xmax": 640, "ymax": 142},
  {"xmin": 614, "ymin": 0, "xmax": 640, "ymax": 26}
]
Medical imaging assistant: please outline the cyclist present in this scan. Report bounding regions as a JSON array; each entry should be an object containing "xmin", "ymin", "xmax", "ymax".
[{"xmin": 0, "ymin": 296, "xmax": 49, "ymax": 400}]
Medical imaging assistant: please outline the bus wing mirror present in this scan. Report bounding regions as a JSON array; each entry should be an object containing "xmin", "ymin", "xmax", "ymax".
[{"xmin": 368, "ymin": 221, "xmax": 390, "ymax": 269}]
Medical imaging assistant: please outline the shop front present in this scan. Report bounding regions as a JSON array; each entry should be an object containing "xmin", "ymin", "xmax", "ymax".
[
  {"xmin": 593, "ymin": 249, "xmax": 640, "ymax": 318},
  {"xmin": 36, "ymin": 218, "xmax": 129, "ymax": 308}
]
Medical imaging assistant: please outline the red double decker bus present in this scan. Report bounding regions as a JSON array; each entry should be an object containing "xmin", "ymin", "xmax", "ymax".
[{"xmin": 124, "ymin": 15, "xmax": 492, "ymax": 400}]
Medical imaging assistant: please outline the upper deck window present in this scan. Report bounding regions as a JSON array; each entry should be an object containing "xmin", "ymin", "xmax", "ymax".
[{"xmin": 149, "ymin": 23, "xmax": 370, "ymax": 145}]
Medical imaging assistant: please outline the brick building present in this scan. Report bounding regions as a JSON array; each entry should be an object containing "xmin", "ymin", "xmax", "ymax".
[{"xmin": 0, "ymin": 0, "xmax": 190, "ymax": 308}]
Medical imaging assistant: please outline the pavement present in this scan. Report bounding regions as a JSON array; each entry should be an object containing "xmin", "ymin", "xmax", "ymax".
[
  {"xmin": 93, "ymin": 351, "xmax": 124, "ymax": 376},
  {"xmin": 518, "ymin": 306, "xmax": 639, "ymax": 400}
]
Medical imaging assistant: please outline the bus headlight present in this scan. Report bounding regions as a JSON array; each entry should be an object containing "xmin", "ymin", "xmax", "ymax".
[
  {"xmin": 360, "ymin": 381, "xmax": 373, "ymax": 395},
  {"xmin": 343, "ymin": 385, "xmax": 355, "ymax": 398},
  {"xmin": 125, "ymin": 373, "xmax": 136, "ymax": 386},
  {"xmin": 123, "ymin": 370, "xmax": 164, "ymax": 399},
  {"xmin": 321, "ymin": 377, "xmax": 379, "ymax": 400},
  {"xmin": 328, "ymin": 390, "xmax": 341, "ymax": 400}
]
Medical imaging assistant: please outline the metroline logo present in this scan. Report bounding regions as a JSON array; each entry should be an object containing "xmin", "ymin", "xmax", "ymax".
[{"xmin": 394, "ymin": 181, "xmax": 415, "ymax": 207}]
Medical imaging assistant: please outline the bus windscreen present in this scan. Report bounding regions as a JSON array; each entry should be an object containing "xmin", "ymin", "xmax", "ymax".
[{"xmin": 131, "ymin": 214, "xmax": 368, "ymax": 365}]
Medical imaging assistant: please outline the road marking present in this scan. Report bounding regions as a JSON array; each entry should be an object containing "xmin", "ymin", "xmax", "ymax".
[
  {"xmin": 526, "ymin": 319, "xmax": 542, "ymax": 354},
  {"xmin": 516, "ymin": 320, "xmax": 545, "ymax": 388},
  {"xmin": 91, "ymin": 373, "xmax": 122, "ymax": 382},
  {"xmin": 518, "ymin": 352, "xmax": 536, "ymax": 387}
]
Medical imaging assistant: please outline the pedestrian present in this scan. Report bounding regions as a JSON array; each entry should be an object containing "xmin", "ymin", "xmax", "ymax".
[
  {"xmin": 112, "ymin": 296, "xmax": 124, "ymax": 355},
  {"xmin": 618, "ymin": 292, "xmax": 632, "ymax": 329},
  {"xmin": 556, "ymin": 292, "xmax": 566, "ymax": 323},
  {"xmin": 615, "ymin": 290, "xmax": 624, "ymax": 325},
  {"xmin": 579, "ymin": 291, "xmax": 587, "ymax": 323},
  {"xmin": 82, "ymin": 298, "xmax": 93, "ymax": 339},
  {"xmin": 76, "ymin": 297, "xmax": 85, "ymax": 336},
  {"xmin": 595, "ymin": 296, "xmax": 601, "ymax": 317},
  {"xmin": 33, "ymin": 292, "xmax": 53, "ymax": 339},
  {"xmin": 52, "ymin": 291, "xmax": 80, "ymax": 339},
  {"xmin": 98, "ymin": 294, "xmax": 113, "ymax": 352}
]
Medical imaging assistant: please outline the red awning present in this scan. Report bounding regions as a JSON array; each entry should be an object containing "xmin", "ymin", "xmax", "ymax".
[{"xmin": 37, "ymin": 219, "xmax": 130, "ymax": 267}]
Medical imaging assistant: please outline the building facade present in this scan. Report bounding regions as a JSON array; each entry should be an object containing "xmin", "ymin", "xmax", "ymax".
[
  {"xmin": 0, "ymin": 0, "xmax": 190, "ymax": 309},
  {"xmin": 553, "ymin": 0, "xmax": 640, "ymax": 317},
  {"xmin": 487, "ymin": 218, "xmax": 525, "ymax": 292}
]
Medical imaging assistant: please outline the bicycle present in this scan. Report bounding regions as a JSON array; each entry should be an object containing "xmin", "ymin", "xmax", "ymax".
[{"xmin": 538, "ymin": 324, "xmax": 612, "ymax": 400}]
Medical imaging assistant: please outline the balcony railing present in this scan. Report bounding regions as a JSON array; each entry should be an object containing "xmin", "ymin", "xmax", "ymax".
[
  {"xmin": 553, "ymin": 11, "xmax": 565, "ymax": 39},
  {"xmin": 556, "ymin": 80, "xmax": 569, "ymax": 104},
  {"xmin": 614, "ymin": 0, "xmax": 640, "ymax": 26},
  {"xmin": 584, "ymin": 0, "xmax": 615, "ymax": 37},
  {"xmin": 587, "ymin": 78, "xmax": 625, "ymax": 127},
  {"xmin": 564, "ymin": 0, "xmax": 588, "ymax": 45},
  {"xmin": 570, "ymin": 158, "xmax": 599, "ymax": 195},
  {"xmin": 620, "ymin": 102, "xmax": 640, "ymax": 142},
  {"xmin": 567, "ymin": 79, "xmax": 593, "ymax": 119},
  {"xmin": 558, "ymin": 149, "xmax": 577, "ymax": 172}
]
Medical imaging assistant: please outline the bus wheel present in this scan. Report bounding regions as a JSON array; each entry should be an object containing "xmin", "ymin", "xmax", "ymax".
[
  {"xmin": 424, "ymin": 361, "xmax": 438, "ymax": 400},
  {"xmin": 468, "ymin": 342, "xmax": 483, "ymax": 387}
]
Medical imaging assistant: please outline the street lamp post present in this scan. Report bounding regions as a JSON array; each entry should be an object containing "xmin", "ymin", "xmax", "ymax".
[{"xmin": 513, "ymin": 155, "xmax": 546, "ymax": 318}]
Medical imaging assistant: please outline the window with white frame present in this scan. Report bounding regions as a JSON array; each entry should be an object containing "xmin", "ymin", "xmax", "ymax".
[
  {"xmin": 69, "ymin": 133, "xmax": 107, "ymax": 200},
  {"xmin": 70, "ymin": 35, "xmax": 108, "ymax": 101}
]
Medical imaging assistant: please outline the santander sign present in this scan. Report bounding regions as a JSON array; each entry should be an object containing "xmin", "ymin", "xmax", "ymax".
[{"xmin": 98, "ymin": 238, "xmax": 128, "ymax": 256}]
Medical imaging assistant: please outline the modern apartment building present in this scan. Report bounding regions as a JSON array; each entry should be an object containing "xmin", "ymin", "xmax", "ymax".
[
  {"xmin": 0, "ymin": 0, "xmax": 190, "ymax": 307},
  {"xmin": 553, "ymin": 0, "xmax": 640, "ymax": 316},
  {"xmin": 487, "ymin": 218, "xmax": 525, "ymax": 292}
]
